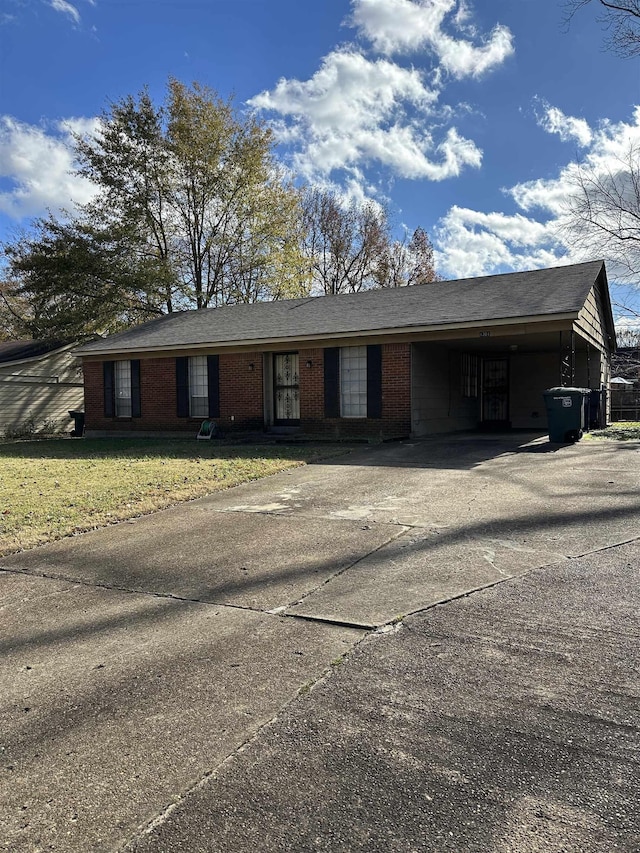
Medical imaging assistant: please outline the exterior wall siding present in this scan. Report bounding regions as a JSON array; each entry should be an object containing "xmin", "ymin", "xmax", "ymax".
[
  {"xmin": 575, "ymin": 282, "xmax": 612, "ymax": 353},
  {"xmin": 0, "ymin": 349, "xmax": 84, "ymax": 436},
  {"xmin": 83, "ymin": 342, "xmax": 412, "ymax": 439},
  {"xmin": 411, "ymin": 344, "xmax": 478, "ymax": 436},
  {"xmin": 509, "ymin": 352, "xmax": 558, "ymax": 429}
]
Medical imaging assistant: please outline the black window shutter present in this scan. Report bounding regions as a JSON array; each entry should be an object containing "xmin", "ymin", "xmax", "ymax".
[
  {"xmin": 176, "ymin": 357, "xmax": 189, "ymax": 418},
  {"xmin": 207, "ymin": 355, "xmax": 220, "ymax": 418},
  {"xmin": 103, "ymin": 361, "xmax": 115, "ymax": 418},
  {"xmin": 324, "ymin": 347, "xmax": 340, "ymax": 418},
  {"xmin": 131, "ymin": 359, "xmax": 141, "ymax": 418},
  {"xmin": 367, "ymin": 345, "xmax": 383, "ymax": 419}
]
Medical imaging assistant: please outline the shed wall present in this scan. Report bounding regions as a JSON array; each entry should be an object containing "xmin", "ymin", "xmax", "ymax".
[{"xmin": 0, "ymin": 349, "xmax": 84, "ymax": 435}]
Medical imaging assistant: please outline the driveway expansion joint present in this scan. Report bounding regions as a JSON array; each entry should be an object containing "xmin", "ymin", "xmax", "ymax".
[
  {"xmin": 117, "ymin": 626, "xmax": 370, "ymax": 853},
  {"xmin": 0, "ymin": 565, "xmax": 279, "ymax": 619},
  {"xmin": 283, "ymin": 524, "xmax": 412, "ymax": 613}
]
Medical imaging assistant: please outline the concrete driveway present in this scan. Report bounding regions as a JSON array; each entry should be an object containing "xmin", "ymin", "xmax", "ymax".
[{"xmin": 1, "ymin": 433, "xmax": 639, "ymax": 851}]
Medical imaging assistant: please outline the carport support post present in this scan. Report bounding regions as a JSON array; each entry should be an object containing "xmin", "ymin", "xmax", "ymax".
[{"xmin": 559, "ymin": 330, "xmax": 576, "ymax": 387}]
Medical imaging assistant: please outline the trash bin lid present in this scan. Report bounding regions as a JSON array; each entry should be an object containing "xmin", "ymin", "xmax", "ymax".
[{"xmin": 543, "ymin": 387, "xmax": 590, "ymax": 395}]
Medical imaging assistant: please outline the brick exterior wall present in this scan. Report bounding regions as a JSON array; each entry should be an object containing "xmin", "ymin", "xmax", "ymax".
[
  {"xmin": 83, "ymin": 342, "xmax": 411, "ymax": 439},
  {"xmin": 219, "ymin": 352, "xmax": 264, "ymax": 431},
  {"xmin": 299, "ymin": 343, "xmax": 411, "ymax": 439}
]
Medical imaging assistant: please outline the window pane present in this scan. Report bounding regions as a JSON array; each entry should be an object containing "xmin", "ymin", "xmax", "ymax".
[
  {"xmin": 461, "ymin": 354, "xmax": 478, "ymax": 398},
  {"xmin": 340, "ymin": 346, "xmax": 367, "ymax": 418},
  {"xmin": 114, "ymin": 360, "xmax": 132, "ymax": 418},
  {"xmin": 189, "ymin": 356, "xmax": 209, "ymax": 417}
]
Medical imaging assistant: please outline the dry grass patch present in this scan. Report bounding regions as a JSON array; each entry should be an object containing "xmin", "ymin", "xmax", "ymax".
[
  {"xmin": 587, "ymin": 422, "xmax": 640, "ymax": 441},
  {"xmin": 0, "ymin": 438, "xmax": 344, "ymax": 556}
]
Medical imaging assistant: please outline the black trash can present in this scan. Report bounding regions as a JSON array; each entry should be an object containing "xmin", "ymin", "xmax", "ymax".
[
  {"xmin": 69, "ymin": 410, "xmax": 85, "ymax": 437},
  {"xmin": 543, "ymin": 388, "xmax": 590, "ymax": 443}
]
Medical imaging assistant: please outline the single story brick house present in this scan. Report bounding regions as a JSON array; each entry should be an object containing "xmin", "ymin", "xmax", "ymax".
[
  {"xmin": 76, "ymin": 260, "xmax": 615, "ymax": 439},
  {"xmin": 0, "ymin": 340, "xmax": 84, "ymax": 437}
]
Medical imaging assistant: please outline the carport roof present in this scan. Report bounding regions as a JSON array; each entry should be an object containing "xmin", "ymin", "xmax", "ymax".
[{"xmin": 77, "ymin": 259, "xmax": 609, "ymax": 356}]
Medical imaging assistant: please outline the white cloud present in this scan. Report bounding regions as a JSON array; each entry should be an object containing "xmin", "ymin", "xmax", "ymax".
[
  {"xmin": 434, "ymin": 206, "xmax": 563, "ymax": 279},
  {"xmin": 248, "ymin": 1, "xmax": 515, "ymax": 195},
  {"xmin": 49, "ymin": 0, "xmax": 81, "ymax": 24},
  {"xmin": 435, "ymin": 107, "xmax": 640, "ymax": 281},
  {"xmin": 0, "ymin": 116, "xmax": 98, "ymax": 220},
  {"xmin": 536, "ymin": 102, "xmax": 593, "ymax": 148},
  {"xmin": 249, "ymin": 48, "xmax": 481, "ymax": 182},
  {"xmin": 350, "ymin": 0, "xmax": 514, "ymax": 78}
]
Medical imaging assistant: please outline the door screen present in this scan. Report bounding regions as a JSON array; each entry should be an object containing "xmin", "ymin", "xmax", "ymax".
[
  {"xmin": 274, "ymin": 353, "xmax": 300, "ymax": 424},
  {"xmin": 482, "ymin": 358, "xmax": 509, "ymax": 423}
]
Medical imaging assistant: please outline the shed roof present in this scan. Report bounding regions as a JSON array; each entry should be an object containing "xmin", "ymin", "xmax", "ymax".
[
  {"xmin": 0, "ymin": 340, "xmax": 71, "ymax": 365},
  {"xmin": 77, "ymin": 260, "xmax": 610, "ymax": 356}
]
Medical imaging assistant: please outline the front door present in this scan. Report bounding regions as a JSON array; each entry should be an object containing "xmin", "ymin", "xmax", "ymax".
[
  {"xmin": 273, "ymin": 353, "xmax": 300, "ymax": 425},
  {"xmin": 482, "ymin": 358, "xmax": 509, "ymax": 427}
]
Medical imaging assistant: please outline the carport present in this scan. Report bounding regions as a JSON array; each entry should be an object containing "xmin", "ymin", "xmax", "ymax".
[{"xmin": 410, "ymin": 267, "xmax": 614, "ymax": 436}]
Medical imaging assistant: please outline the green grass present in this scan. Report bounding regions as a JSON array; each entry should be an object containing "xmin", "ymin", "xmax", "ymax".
[
  {"xmin": 0, "ymin": 438, "xmax": 344, "ymax": 557},
  {"xmin": 587, "ymin": 422, "xmax": 640, "ymax": 441}
]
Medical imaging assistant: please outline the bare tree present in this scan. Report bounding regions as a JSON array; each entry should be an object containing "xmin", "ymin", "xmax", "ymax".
[
  {"xmin": 376, "ymin": 227, "xmax": 439, "ymax": 287},
  {"xmin": 301, "ymin": 188, "xmax": 390, "ymax": 295},
  {"xmin": 301, "ymin": 188, "xmax": 440, "ymax": 294},
  {"xmin": 611, "ymin": 327, "xmax": 640, "ymax": 379},
  {"xmin": 563, "ymin": 143, "xmax": 640, "ymax": 281},
  {"xmin": 616, "ymin": 327, "xmax": 640, "ymax": 347},
  {"xmin": 563, "ymin": 0, "xmax": 640, "ymax": 56}
]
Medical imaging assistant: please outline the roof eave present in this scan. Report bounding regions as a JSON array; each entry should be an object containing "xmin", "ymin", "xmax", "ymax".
[
  {"xmin": 76, "ymin": 311, "xmax": 580, "ymax": 358},
  {"xmin": 0, "ymin": 341, "xmax": 80, "ymax": 368}
]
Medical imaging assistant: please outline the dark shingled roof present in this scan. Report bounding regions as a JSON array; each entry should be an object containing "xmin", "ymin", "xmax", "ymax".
[
  {"xmin": 77, "ymin": 260, "xmax": 608, "ymax": 356},
  {"xmin": 0, "ymin": 340, "xmax": 70, "ymax": 364}
]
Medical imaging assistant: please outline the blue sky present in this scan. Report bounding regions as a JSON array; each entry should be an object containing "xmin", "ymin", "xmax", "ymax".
[{"xmin": 0, "ymin": 0, "xmax": 638, "ymax": 316}]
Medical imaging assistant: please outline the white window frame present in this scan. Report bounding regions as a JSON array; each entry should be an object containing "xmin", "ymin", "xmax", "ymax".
[
  {"xmin": 114, "ymin": 360, "xmax": 132, "ymax": 418},
  {"xmin": 340, "ymin": 346, "xmax": 367, "ymax": 418},
  {"xmin": 189, "ymin": 356, "xmax": 209, "ymax": 418}
]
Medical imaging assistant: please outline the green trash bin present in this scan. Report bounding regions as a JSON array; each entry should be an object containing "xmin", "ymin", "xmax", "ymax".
[{"xmin": 543, "ymin": 387, "xmax": 590, "ymax": 443}]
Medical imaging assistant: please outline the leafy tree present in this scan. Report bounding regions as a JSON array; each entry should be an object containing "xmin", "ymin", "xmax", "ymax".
[
  {"xmin": 2, "ymin": 78, "xmax": 310, "ymax": 340},
  {"xmin": 76, "ymin": 79, "xmax": 307, "ymax": 311},
  {"xmin": 75, "ymin": 89, "xmax": 178, "ymax": 312},
  {"xmin": 563, "ymin": 0, "xmax": 640, "ymax": 57},
  {"xmin": 2, "ymin": 216, "xmax": 167, "ymax": 340}
]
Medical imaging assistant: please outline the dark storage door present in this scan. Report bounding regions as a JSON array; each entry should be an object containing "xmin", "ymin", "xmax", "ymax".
[
  {"xmin": 482, "ymin": 358, "xmax": 509, "ymax": 426},
  {"xmin": 273, "ymin": 353, "xmax": 300, "ymax": 425}
]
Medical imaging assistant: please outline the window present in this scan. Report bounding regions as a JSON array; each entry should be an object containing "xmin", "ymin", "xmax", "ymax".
[
  {"xmin": 189, "ymin": 356, "xmax": 209, "ymax": 418},
  {"xmin": 324, "ymin": 345, "xmax": 381, "ymax": 420},
  {"xmin": 340, "ymin": 346, "xmax": 367, "ymax": 417},
  {"xmin": 461, "ymin": 354, "xmax": 479, "ymax": 398},
  {"xmin": 176, "ymin": 355, "xmax": 219, "ymax": 419},
  {"xmin": 104, "ymin": 359, "xmax": 140, "ymax": 418},
  {"xmin": 114, "ymin": 360, "xmax": 132, "ymax": 417}
]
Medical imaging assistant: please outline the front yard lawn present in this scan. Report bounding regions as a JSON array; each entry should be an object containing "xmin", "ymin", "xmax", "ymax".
[
  {"xmin": 587, "ymin": 422, "xmax": 640, "ymax": 441},
  {"xmin": 0, "ymin": 438, "xmax": 341, "ymax": 557}
]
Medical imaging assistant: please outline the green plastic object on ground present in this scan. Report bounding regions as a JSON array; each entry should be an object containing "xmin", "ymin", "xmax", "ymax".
[{"xmin": 543, "ymin": 387, "xmax": 590, "ymax": 443}]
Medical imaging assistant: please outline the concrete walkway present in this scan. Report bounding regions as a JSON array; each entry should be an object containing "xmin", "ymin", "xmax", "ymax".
[{"xmin": 1, "ymin": 433, "xmax": 639, "ymax": 851}]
